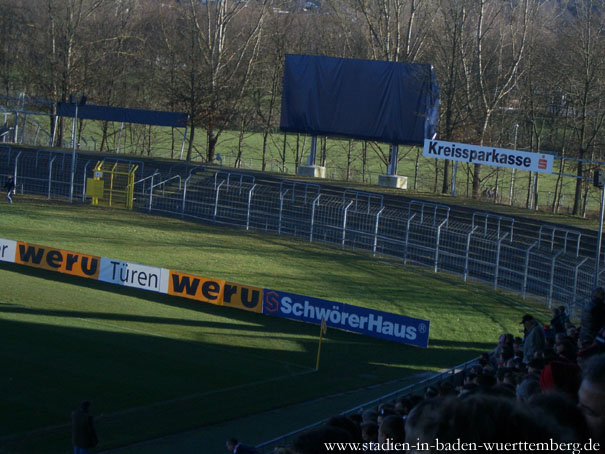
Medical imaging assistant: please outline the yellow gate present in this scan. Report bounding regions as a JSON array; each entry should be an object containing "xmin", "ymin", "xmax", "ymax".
[{"xmin": 89, "ymin": 161, "xmax": 138, "ymax": 210}]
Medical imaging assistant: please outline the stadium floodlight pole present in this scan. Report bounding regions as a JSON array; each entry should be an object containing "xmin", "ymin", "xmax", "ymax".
[{"xmin": 594, "ymin": 170, "xmax": 605, "ymax": 286}]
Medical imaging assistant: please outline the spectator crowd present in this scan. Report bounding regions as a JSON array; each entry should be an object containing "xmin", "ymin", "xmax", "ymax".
[{"xmin": 244, "ymin": 287, "xmax": 605, "ymax": 454}]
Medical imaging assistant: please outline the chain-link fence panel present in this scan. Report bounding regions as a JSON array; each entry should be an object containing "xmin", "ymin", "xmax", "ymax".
[{"xmin": 2, "ymin": 145, "xmax": 603, "ymax": 316}]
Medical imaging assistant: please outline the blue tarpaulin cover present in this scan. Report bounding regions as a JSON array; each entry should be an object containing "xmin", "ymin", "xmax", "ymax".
[
  {"xmin": 280, "ymin": 54, "xmax": 440, "ymax": 145},
  {"xmin": 57, "ymin": 103, "xmax": 188, "ymax": 128}
]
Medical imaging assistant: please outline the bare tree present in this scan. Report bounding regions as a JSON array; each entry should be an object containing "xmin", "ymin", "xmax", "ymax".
[
  {"xmin": 178, "ymin": 0, "xmax": 271, "ymax": 163},
  {"xmin": 352, "ymin": 0, "xmax": 433, "ymax": 62},
  {"xmin": 428, "ymin": 0, "xmax": 473, "ymax": 193},
  {"xmin": 555, "ymin": 0, "xmax": 605, "ymax": 215},
  {"xmin": 462, "ymin": 0, "xmax": 536, "ymax": 198}
]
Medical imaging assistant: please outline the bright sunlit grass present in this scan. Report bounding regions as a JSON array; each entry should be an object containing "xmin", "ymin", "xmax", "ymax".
[{"xmin": 0, "ymin": 198, "xmax": 550, "ymax": 452}]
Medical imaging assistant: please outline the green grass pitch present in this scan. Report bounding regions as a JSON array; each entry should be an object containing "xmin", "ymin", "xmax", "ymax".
[{"xmin": 0, "ymin": 199, "xmax": 550, "ymax": 453}]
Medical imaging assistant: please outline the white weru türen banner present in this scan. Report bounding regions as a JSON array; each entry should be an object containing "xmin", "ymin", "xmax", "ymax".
[{"xmin": 0, "ymin": 238, "xmax": 16, "ymax": 263}]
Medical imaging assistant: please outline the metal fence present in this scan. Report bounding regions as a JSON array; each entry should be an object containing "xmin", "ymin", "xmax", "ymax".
[
  {"xmin": 4, "ymin": 100, "xmax": 605, "ymax": 215},
  {"xmin": 1, "ymin": 146, "xmax": 601, "ymax": 319},
  {"xmin": 1, "ymin": 146, "xmax": 599, "ymax": 451}
]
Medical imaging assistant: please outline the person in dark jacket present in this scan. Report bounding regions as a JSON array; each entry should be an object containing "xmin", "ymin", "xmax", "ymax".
[
  {"xmin": 521, "ymin": 314, "xmax": 546, "ymax": 363},
  {"xmin": 72, "ymin": 401, "xmax": 98, "ymax": 454},
  {"xmin": 580, "ymin": 287, "xmax": 605, "ymax": 347},
  {"xmin": 3, "ymin": 175, "xmax": 15, "ymax": 204},
  {"xmin": 550, "ymin": 307, "xmax": 566, "ymax": 335}
]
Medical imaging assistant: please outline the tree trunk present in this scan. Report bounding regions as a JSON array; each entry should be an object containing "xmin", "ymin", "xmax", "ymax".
[
  {"xmin": 526, "ymin": 171, "xmax": 532, "ymax": 209},
  {"xmin": 533, "ymin": 173, "xmax": 539, "ymax": 210},
  {"xmin": 442, "ymin": 160, "xmax": 450, "ymax": 194},
  {"xmin": 362, "ymin": 141, "xmax": 367, "ymax": 183},
  {"xmin": 100, "ymin": 121, "xmax": 108, "ymax": 153},
  {"xmin": 261, "ymin": 129, "xmax": 268, "ymax": 171},
  {"xmin": 472, "ymin": 163, "xmax": 481, "ymax": 198},
  {"xmin": 295, "ymin": 133, "xmax": 300, "ymax": 168},
  {"xmin": 573, "ymin": 160, "xmax": 584, "ymax": 215},
  {"xmin": 170, "ymin": 127, "xmax": 175, "ymax": 160},
  {"xmin": 346, "ymin": 140, "xmax": 352, "ymax": 181},
  {"xmin": 509, "ymin": 168, "xmax": 516, "ymax": 206},
  {"xmin": 414, "ymin": 149, "xmax": 420, "ymax": 190},
  {"xmin": 321, "ymin": 136, "xmax": 327, "ymax": 167},
  {"xmin": 207, "ymin": 130, "xmax": 218, "ymax": 163},
  {"xmin": 186, "ymin": 124, "xmax": 195, "ymax": 163},
  {"xmin": 282, "ymin": 133, "xmax": 287, "ymax": 173},
  {"xmin": 236, "ymin": 120, "xmax": 245, "ymax": 168}
]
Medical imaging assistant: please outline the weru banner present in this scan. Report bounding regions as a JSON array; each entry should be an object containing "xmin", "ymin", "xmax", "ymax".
[
  {"xmin": 423, "ymin": 139, "xmax": 554, "ymax": 174},
  {"xmin": 1, "ymin": 237, "xmax": 429, "ymax": 346}
]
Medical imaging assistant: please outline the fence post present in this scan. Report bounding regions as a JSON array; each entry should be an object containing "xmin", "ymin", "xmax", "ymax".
[
  {"xmin": 181, "ymin": 176, "xmax": 189, "ymax": 219},
  {"xmin": 48, "ymin": 156, "xmax": 56, "ymax": 199},
  {"xmin": 523, "ymin": 242, "xmax": 538, "ymax": 299},
  {"xmin": 14, "ymin": 151, "xmax": 21, "ymax": 192},
  {"xmin": 148, "ymin": 172, "xmax": 155, "ymax": 213},
  {"xmin": 464, "ymin": 226, "xmax": 478, "ymax": 282},
  {"xmin": 246, "ymin": 184, "xmax": 256, "ymax": 231},
  {"xmin": 81, "ymin": 160, "xmax": 91, "ymax": 202},
  {"xmin": 494, "ymin": 232, "xmax": 509, "ymax": 290},
  {"xmin": 279, "ymin": 189, "xmax": 289, "ymax": 236},
  {"xmin": 435, "ymin": 219, "xmax": 448, "ymax": 273},
  {"xmin": 373, "ymin": 208, "xmax": 384, "ymax": 257},
  {"xmin": 549, "ymin": 250, "xmax": 564, "ymax": 307},
  {"xmin": 573, "ymin": 258, "xmax": 588, "ymax": 310},
  {"xmin": 342, "ymin": 201, "xmax": 353, "ymax": 249},
  {"xmin": 214, "ymin": 181, "xmax": 224, "ymax": 222},
  {"xmin": 310, "ymin": 195, "xmax": 320, "ymax": 242},
  {"xmin": 403, "ymin": 213, "xmax": 416, "ymax": 264}
]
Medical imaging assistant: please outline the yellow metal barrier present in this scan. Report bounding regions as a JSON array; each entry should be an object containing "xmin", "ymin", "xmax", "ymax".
[{"xmin": 87, "ymin": 161, "xmax": 138, "ymax": 210}]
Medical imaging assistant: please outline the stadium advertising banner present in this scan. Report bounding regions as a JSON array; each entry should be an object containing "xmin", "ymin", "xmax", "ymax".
[
  {"xmin": 98, "ymin": 258, "xmax": 169, "ymax": 293},
  {"xmin": 1, "ymin": 237, "xmax": 430, "ymax": 346},
  {"xmin": 423, "ymin": 139, "xmax": 554, "ymax": 174},
  {"xmin": 15, "ymin": 241, "xmax": 100, "ymax": 279},
  {"xmin": 223, "ymin": 281, "xmax": 263, "ymax": 313},
  {"xmin": 168, "ymin": 270, "xmax": 225, "ymax": 305},
  {"xmin": 262, "ymin": 289, "xmax": 430, "ymax": 348},
  {"xmin": 0, "ymin": 238, "xmax": 16, "ymax": 263}
]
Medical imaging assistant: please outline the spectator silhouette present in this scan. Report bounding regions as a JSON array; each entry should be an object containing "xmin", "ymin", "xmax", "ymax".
[
  {"xmin": 71, "ymin": 400, "xmax": 98, "ymax": 454},
  {"xmin": 226, "ymin": 438, "xmax": 257, "ymax": 454},
  {"xmin": 433, "ymin": 394, "xmax": 560, "ymax": 446},
  {"xmin": 551, "ymin": 307, "xmax": 567, "ymax": 335},
  {"xmin": 360, "ymin": 421, "xmax": 378, "ymax": 445},
  {"xmin": 578, "ymin": 353, "xmax": 605, "ymax": 446},
  {"xmin": 404, "ymin": 397, "xmax": 444, "ymax": 453},
  {"xmin": 290, "ymin": 425, "xmax": 352, "ymax": 454},
  {"xmin": 528, "ymin": 393, "xmax": 590, "ymax": 443},
  {"xmin": 521, "ymin": 314, "xmax": 546, "ymax": 363},
  {"xmin": 378, "ymin": 414, "xmax": 404, "ymax": 445},
  {"xmin": 4, "ymin": 174, "xmax": 15, "ymax": 204},
  {"xmin": 580, "ymin": 287, "xmax": 605, "ymax": 347}
]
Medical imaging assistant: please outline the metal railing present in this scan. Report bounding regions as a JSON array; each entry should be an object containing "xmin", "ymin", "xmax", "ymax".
[
  {"xmin": 2, "ymin": 145, "xmax": 597, "ymax": 453},
  {"xmin": 254, "ymin": 357, "xmax": 479, "ymax": 453},
  {"xmin": 1, "ymin": 146, "xmax": 600, "ymax": 317}
]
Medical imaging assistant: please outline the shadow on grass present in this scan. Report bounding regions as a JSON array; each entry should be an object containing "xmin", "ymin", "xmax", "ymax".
[{"xmin": 0, "ymin": 261, "xmax": 487, "ymax": 453}]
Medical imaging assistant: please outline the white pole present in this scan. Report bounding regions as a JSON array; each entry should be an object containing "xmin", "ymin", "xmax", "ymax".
[
  {"xmin": 594, "ymin": 185, "xmax": 605, "ymax": 286},
  {"xmin": 69, "ymin": 102, "xmax": 78, "ymax": 203}
]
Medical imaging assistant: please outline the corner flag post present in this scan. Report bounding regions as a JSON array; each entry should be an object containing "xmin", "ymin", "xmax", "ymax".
[{"xmin": 316, "ymin": 318, "xmax": 327, "ymax": 371}]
